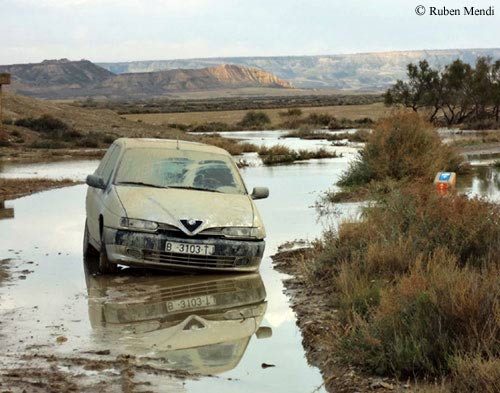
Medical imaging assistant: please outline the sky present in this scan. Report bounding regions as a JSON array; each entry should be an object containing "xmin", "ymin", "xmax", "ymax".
[{"xmin": 1, "ymin": 0, "xmax": 499, "ymax": 64}]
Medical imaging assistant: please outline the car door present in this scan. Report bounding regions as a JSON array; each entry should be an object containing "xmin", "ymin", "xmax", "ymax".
[{"xmin": 86, "ymin": 144, "xmax": 120, "ymax": 244}]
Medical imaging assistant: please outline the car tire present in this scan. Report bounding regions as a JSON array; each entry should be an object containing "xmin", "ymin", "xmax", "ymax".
[
  {"xmin": 98, "ymin": 232, "xmax": 118, "ymax": 274},
  {"xmin": 83, "ymin": 220, "xmax": 98, "ymax": 258}
]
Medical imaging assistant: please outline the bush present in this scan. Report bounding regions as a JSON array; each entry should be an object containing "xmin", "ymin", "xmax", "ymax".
[
  {"xmin": 338, "ymin": 112, "xmax": 464, "ymax": 187},
  {"xmin": 279, "ymin": 108, "xmax": 303, "ymax": 118},
  {"xmin": 258, "ymin": 145, "xmax": 339, "ymax": 165},
  {"xmin": 238, "ymin": 111, "xmax": 271, "ymax": 128},
  {"xmin": 451, "ymin": 356, "xmax": 500, "ymax": 393},
  {"xmin": 15, "ymin": 115, "xmax": 70, "ymax": 134},
  {"xmin": 189, "ymin": 122, "xmax": 232, "ymax": 133},
  {"xmin": 306, "ymin": 113, "xmax": 333, "ymax": 126},
  {"xmin": 309, "ymin": 184, "xmax": 500, "ymax": 380},
  {"xmin": 198, "ymin": 134, "xmax": 259, "ymax": 155}
]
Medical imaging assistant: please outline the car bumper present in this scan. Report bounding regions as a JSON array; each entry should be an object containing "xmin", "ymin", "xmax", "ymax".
[{"xmin": 103, "ymin": 227, "xmax": 265, "ymax": 272}]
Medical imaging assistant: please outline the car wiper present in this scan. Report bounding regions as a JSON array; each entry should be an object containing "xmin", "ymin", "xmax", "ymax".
[
  {"xmin": 117, "ymin": 181, "xmax": 168, "ymax": 189},
  {"xmin": 168, "ymin": 186, "xmax": 222, "ymax": 193}
]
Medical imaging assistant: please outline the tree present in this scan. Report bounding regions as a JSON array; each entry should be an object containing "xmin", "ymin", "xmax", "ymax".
[{"xmin": 384, "ymin": 60, "xmax": 441, "ymax": 122}]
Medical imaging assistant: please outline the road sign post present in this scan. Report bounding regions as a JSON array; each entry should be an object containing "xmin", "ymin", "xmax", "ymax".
[{"xmin": 0, "ymin": 73, "xmax": 11, "ymax": 140}]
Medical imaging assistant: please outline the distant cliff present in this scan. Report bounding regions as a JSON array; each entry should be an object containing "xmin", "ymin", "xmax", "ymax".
[
  {"xmin": 0, "ymin": 60, "xmax": 292, "ymax": 99},
  {"xmin": 99, "ymin": 48, "xmax": 500, "ymax": 90}
]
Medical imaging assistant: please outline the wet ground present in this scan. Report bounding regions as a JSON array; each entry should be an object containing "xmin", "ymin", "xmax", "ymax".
[
  {"xmin": 1, "ymin": 131, "xmax": 499, "ymax": 392},
  {"xmin": 0, "ymin": 132, "xmax": 362, "ymax": 392}
]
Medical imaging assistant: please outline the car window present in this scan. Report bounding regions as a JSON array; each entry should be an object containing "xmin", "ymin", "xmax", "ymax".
[
  {"xmin": 114, "ymin": 148, "xmax": 246, "ymax": 195},
  {"xmin": 101, "ymin": 146, "xmax": 121, "ymax": 185},
  {"xmin": 94, "ymin": 144, "xmax": 116, "ymax": 176}
]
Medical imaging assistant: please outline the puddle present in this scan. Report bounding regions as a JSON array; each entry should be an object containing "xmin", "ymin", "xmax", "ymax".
[
  {"xmin": 457, "ymin": 166, "xmax": 500, "ymax": 201},
  {"xmin": 0, "ymin": 159, "xmax": 100, "ymax": 180},
  {"xmin": 0, "ymin": 153, "xmax": 355, "ymax": 392}
]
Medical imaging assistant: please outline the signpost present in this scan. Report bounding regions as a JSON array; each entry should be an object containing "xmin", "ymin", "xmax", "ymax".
[{"xmin": 0, "ymin": 73, "xmax": 11, "ymax": 139}]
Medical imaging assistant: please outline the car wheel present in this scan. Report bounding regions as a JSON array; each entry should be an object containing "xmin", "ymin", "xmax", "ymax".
[
  {"xmin": 83, "ymin": 219, "xmax": 98, "ymax": 258},
  {"xmin": 99, "ymin": 232, "xmax": 118, "ymax": 274}
]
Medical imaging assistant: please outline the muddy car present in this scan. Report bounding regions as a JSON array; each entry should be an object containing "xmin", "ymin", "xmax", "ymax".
[{"xmin": 84, "ymin": 138, "xmax": 269, "ymax": 273}]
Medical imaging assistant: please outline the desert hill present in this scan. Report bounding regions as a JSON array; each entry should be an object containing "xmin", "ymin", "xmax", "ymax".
[
  {"xmin": 0, "ymin": 60, "xmax": 292, "ymax": 99},
  {"xmin": 2, "ymin": 91, "xmax": 182, "ymax": 139}
]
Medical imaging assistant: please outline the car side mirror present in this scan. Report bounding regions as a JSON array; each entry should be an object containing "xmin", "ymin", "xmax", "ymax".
[
  {"xmin": 86, "ymin": 174, "xmax": 106, "ymax": 190},
  {"xmin": 251, "ymin": 187, "xmax": 269, "ymax": 200},
  {"xmin": 256, "ymin": 326, "xmax": 273, "ymax": 339}
]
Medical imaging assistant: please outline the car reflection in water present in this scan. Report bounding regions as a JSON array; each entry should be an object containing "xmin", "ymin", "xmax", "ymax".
[{"xmin": 84, "ymin": 259, "xmax": 271, "ymax": 375}]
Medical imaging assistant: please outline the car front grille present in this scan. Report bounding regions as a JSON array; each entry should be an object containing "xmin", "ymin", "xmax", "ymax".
[{"xmin": 142, "ymin": 250, "xmax": 238, "ymax": 268}]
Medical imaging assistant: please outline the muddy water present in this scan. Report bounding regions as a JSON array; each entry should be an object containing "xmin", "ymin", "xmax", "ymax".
[
  {"xmin": 2, "ymin": 132, "xmax": 498, "ymax": 392},
  {"xmin": 0, "ymin": 133, "xmax": 363, "ymax": 392}
]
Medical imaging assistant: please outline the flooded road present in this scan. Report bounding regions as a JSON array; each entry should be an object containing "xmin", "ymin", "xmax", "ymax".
[
  {"xmin": 0, "ymin": 132, "xmax": 361, "ymax": 392},
  {"xmin": 2, "ymin": 131, "xmax": 499, "ymax": 392}
]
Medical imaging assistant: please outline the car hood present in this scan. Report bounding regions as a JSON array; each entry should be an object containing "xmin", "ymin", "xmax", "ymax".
[{"xmin": 115, "ymin": 185, "xmax": 254, "ymax": 234}]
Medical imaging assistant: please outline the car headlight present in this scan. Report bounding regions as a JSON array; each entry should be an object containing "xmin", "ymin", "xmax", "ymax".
[
  {"xmin": 222, "ymin": 227, "xmax": 265, "ymax": 239},
  {"xmin": 120, "ymin": 217, "xmax": 158, "ymax": 232}
]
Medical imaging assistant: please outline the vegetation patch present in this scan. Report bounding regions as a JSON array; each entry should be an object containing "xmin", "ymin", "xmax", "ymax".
[
  {"xmin": 296, "ymin": 182, "xmax": 500, "ymax": 386},
  {"xmin": 197, "ymin": 134, "xmax": 260, "ymax": 155},
  {"xmin": 237, "ymin": 111, "xmax": 271, "ymax": 129},
  {"xmin": 337, "ymin": 111, "xmax": 465, "ymax": 189},
  {"xmin": 258, "ymin": 144, "xmax": 340, "ymax": 165},
  {"xmin": 284, "ymin": 128, "xmax": 370, "ymax": 143},
  {"xmin": 385, "ymin": 56, "xmax": 500, "ymax": 127}
]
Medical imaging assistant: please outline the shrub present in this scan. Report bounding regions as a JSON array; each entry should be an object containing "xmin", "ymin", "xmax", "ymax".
[
  {"xmin": 258, "ymin": 144, "xmax": 297, "ymax": 165},
  {"xmin": 189, "ymin": 122, "xmax": 232, "ymax": 133},
  {"xmin": 238, "ymin": 111, "xmax": 271, "ymax": 128},
  {"xmin": 15, "ymin": 115, "xmax": 70, "ymax": 134},
  {"xmin": 198, "ymin": 134, "xmax": 259, "ymax": 155},
  {"xmin": 309, "ymin": 184, "xmax": 500, "ymax": 380},
  {"xmin": 306, "ymin": 113, "xmax": 333, "ymax": 126},
  {"xmin": 279, "ymin": 108, "xmax": 303, "ymax": 118},
  {"xmin": 451, "ymin": 355, "xmax": 500, "ymax": 393},
  {"xmin": 258, "ymin": 145, "xmax": 339, "ymax": 165},
  {"xmin": 338, "ymin": 112, "xmax": 464, "ymax": 187}
]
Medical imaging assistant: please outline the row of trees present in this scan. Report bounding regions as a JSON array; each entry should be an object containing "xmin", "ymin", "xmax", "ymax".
[{"xmin": 384, "ymin": 57, "xmax": 500, "ymax": 126}]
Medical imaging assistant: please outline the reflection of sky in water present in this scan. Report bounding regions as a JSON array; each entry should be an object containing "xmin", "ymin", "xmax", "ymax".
[
  {"xmin": 0, "ymin": 159, "xmax": 100, "ymax": 180},
  {"xmin": 457, "ymin": 167, "xmax": 500, "ymax": 202}
]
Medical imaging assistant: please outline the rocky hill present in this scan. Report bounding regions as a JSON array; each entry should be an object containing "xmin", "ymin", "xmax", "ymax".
[
  {"xmin": 0, "ymin": 59, "xmax": 114, "ymax": 95},
  {"xmin": 95, "ymin": 64, "xmax": 292, "ymax": 96},
  {"xmin": 0, "ymin": 60, "xmax": 292, "ymax": 99},
  {"xmin": 99, "ymin": 48, "xmax": 500, "ymax": 90}
]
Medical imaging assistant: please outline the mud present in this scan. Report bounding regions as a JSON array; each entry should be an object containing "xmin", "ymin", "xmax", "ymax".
[
  {"xmin": 0, "ymin": 147, "xmax": 106, "ymax": 164},
  {"xmin": 272, "ymin": 248, "xmax": 409, "ymax": 393},
  {"xmin": 0, "ymin": 177, "xmax": 80, "ymax": 201}
]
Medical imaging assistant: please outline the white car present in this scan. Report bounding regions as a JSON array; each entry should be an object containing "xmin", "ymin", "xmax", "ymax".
[{"xmin": 84, "ymin": 138, "xmax": 268, "ymax": 274}]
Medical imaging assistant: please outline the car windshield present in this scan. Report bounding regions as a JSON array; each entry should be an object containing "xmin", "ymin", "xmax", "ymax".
[{"xmin": 114, "ymin": 147, "xmax": 247, "ymax": 195}]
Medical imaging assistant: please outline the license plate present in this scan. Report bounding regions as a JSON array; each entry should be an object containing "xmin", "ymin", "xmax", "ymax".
[
  {"xmin": 165, "ymin": 241, "xmax": 215, "ymax": 255},
  {"xmin": 167, "ymin": 295, "xmax": 216, "ymax": 312}
]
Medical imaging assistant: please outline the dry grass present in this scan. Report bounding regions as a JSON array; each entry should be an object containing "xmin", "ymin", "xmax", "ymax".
[
  {"xmin": 451, "ymin": 356, "xmax": 500, "ymax": 393},
  {"xmin": 305, "ymin": 183, "xmax": 500, "ymax": 384},
  {"xmin": 124, "ymin": 103, "xmax": 389, "ymax": 127}
]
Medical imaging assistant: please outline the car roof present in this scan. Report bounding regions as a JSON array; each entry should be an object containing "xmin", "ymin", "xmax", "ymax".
[{"xmin": 113, "ymin": 138, "xmax": 231, "ymax": 156}]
